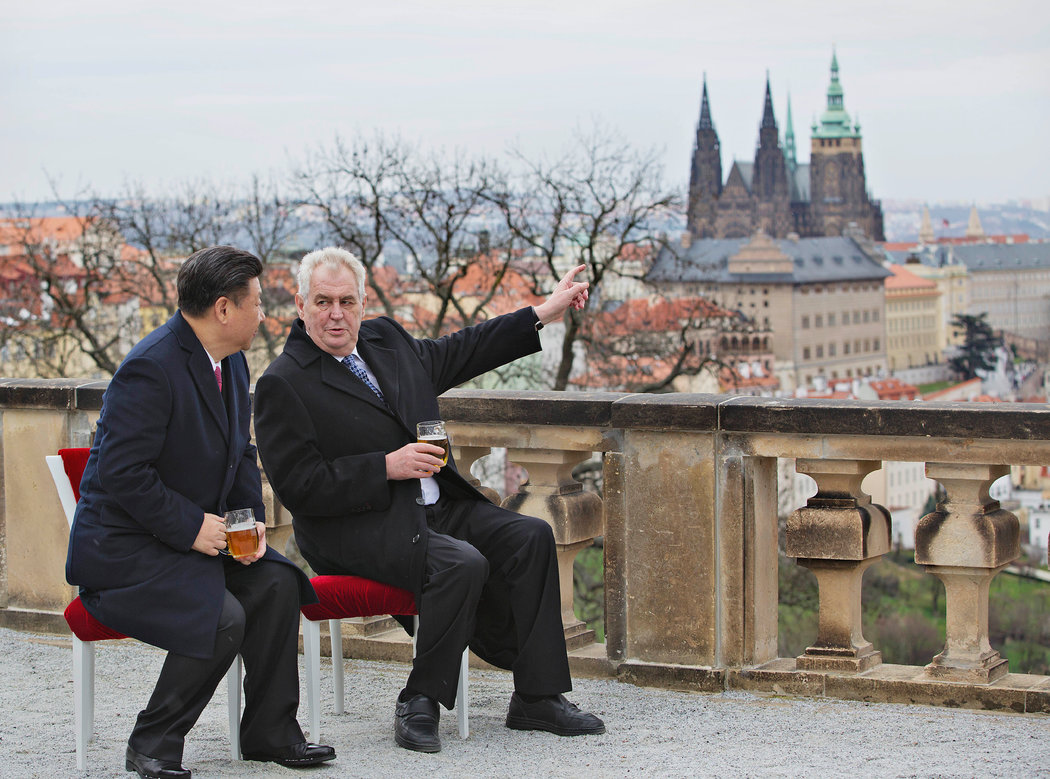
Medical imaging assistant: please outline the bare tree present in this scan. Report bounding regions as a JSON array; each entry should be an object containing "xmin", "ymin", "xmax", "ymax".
[
  {"xmin": 1, "ymin": 193, "xmax": 136, "ymax": 377},
  {"xmin": 577, "ymin": 295, "xmax": 735, "ymax": 393},
  {"xmin": 383, "ymin": 147, "xmax": 512, "ymax": 337},
  {"xmin": 493, "ymin": 127, "xmax": 682, "ymax": 389},
  {"xmin": 234, "ymin": 175, "xmax": 302, "ymax": 361},
  {"xmin": 293, "ymin": 134, "xmax": 408, "ymax": 318}
]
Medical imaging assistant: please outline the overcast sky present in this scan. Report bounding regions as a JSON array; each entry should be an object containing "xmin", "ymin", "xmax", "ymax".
[{"xmin": 2, "ymin": 0, "xmax": 1048, "ymax": 206}]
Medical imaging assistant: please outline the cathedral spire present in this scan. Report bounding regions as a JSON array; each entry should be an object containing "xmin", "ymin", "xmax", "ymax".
[
  {"xmin": 698, "ymin": 74, "xmax": 715, "ymax": 131},
  {"xmin": 760, "ymin": 71, "xmax": 777, "ymax": 130},
  {"xmin": 784, "ymin": 92, "xmax": 797, "ymax": 174}
]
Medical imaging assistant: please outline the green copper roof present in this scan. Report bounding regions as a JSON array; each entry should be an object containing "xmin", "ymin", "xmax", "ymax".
[{"xmin": 813, "ymin": 49, "xmax": 860, "ymax": 140}]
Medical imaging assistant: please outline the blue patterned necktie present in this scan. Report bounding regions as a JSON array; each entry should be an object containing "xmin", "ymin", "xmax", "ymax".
[{"xmin": 342, "ymin": 354, "xmax": 386, "ymax": 403}]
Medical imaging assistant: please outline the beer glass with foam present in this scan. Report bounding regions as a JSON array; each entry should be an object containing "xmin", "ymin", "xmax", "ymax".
[
  {"xmin": 416, "ymin": 420, "xmax": 449, "ymax": 466},
  {"xmin": 223, "ymin": 508, "xmax": 259, "ymax": 560}
]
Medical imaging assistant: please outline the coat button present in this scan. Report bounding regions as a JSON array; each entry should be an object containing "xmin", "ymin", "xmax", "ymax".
[
  {"xmin": 412, "ymin": 534, "xmax": 420, "ymax": 544},
  {"xmin": 415, "ymin": 497, "xmax": 425, "ymax": 505}
]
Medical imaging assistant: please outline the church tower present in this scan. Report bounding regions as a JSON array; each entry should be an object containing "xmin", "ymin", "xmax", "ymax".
[
  {"xmin": 687, "ymin": 76, "xmax": 723, "ymax": 239},
  {"xmin": 750, "ymin": 74, "xmax": 792, "ymax": 237},
  {"xmin": 808, "ymin": 50, "xmax": 884, "ymax": 239},
  {"xmin": 783, "ymin": 93, "xmax": 798, "ymax": 178}
]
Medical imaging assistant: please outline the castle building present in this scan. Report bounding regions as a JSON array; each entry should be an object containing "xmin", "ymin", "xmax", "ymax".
[
  {"xmin": 647, "ymin": 231, "xmax": 890, "ymax": 393},
  {"xmin": 686, "ymin": 52, "xmax": 885, "ymax": 242}
]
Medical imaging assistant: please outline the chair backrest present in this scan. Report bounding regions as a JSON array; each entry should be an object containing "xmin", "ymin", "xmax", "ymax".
[{"xmin": 46, "ymin": 447, "xmax": 90, "ymax": 528}]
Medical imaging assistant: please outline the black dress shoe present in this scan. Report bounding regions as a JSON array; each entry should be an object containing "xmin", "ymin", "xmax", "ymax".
[
  {"xmin": 125, "ymin": 746, "xmax": 191, "ymax": 779},
  {"xmin": 394, "ymin": 693, "xmax": 441, "ymax": 753},
  {"xmin": 242, "ymin": 741, "xmax": 336, "ymax": 767},
  {"xmin": 505, "ymin": 692, "xmax": 606, "ymax": 736}
]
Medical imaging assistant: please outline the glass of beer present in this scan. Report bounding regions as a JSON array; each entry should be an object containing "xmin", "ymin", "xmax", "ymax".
[
  {"xmin": 416, "ymin": 420, "xmax": 449, "ymax": 466},
  {"xmin": 224, "ymin": 508, "xmax": 259, "ymax": 560}
]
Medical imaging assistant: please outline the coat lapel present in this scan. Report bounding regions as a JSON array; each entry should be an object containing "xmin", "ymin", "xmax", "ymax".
[
  {"xmin": 357, "ymin": 335, "xmax": 399, "ymax": 410},
  {"xmin": 169, "ymin": 313, "xmax": 230, "ymax": 442}
]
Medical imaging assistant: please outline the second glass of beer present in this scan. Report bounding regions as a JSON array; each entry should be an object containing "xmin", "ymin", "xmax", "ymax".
[
  {"xmin": 224, "ymin": 508, "xmax": 259, "ymax": 560},
  {"xmin": 416, "ymin": 420, "xmax": 449, "ymax": 466}
]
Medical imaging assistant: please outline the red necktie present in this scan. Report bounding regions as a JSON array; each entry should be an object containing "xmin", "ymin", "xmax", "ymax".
[{"xmin": 214, "ymin": 365, "xmax": 222, "ymax": 392}]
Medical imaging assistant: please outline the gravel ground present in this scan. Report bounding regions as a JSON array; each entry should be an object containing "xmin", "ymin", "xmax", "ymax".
[{"xmin": 1, "ymin": 626, "xmax": 1048, "ymax": 778}]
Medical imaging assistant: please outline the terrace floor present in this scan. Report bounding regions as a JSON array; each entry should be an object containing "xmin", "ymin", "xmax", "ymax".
[{"xmin": 1, "ymin": 627, "xmax": 1047, "ymax": 778}]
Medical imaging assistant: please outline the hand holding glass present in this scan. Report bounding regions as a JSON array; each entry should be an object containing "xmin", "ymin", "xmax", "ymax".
[
  {"xmin": 224, "ymin": 508, "xmax": 260, "ymax": 560},
  {"xmin": 416, "ymin": 420, "xmax": 449, "ymax": 466}
]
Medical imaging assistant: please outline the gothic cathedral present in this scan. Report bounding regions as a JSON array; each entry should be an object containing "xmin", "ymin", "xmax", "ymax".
[{"xmin": 686, "ymin": 52, "xmax": 885, "ymax": 241}]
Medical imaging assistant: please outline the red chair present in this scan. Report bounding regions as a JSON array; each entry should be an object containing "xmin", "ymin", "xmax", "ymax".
[
  {"xmin": 301, "ymin": 575, "xmax": 469, "ymax": 741},
  {"xmin": 47, "ymin": 448, "xmax": 243, "ymax": 771}
]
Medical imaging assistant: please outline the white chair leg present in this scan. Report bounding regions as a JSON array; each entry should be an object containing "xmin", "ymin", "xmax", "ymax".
[
  {"xmin": 330, "ymin": 620, "xmax": 344, "ymax": 715},
  {"xmin": 412, "ymin": 616, "xmax": 469, "ymax": 739},
  {"xmin": 302, "ymin": 616, "xmax": 321, "ymax": 742},
  {"xmin": 73, "ymin": 636, "xmax": 93, "ymax": 771},
  {"xmin": 457, "ymin": 649, "xmax": 469, "ymax": 739},
  {"xmin": 226, "ymin": 655, "xmax": 242, "ymax": 760}
]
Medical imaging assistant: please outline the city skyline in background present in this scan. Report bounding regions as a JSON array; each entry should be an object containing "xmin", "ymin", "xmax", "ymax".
[{"xmin": 2, "ymin": 1, "xmax": 1048, "ymax": 206}]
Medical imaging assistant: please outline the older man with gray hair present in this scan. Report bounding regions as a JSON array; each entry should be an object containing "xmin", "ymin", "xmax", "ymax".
[{"xmin": 254, "ymin": 246, "xmax": 605, "ymax": 754}]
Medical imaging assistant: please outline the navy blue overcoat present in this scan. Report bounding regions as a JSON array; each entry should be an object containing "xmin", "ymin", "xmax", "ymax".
[{"xmin": 65, "ymin": 312, "xmax": 315, "ymax": 658}]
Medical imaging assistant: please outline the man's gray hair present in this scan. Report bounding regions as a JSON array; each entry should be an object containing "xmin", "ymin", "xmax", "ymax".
[{"xmin": 297, "ymin": 247, "xmax": 367, "ymax": 301}]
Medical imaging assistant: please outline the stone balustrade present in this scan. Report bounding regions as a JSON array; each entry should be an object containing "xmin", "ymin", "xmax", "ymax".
[{"xmin": 2, "ymin": 380, "xmax": 1049, "ymax": 714}]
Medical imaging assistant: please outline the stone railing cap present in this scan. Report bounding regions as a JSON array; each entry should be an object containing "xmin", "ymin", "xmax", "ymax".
[
  {"xmin": 610, "ymin": 393, "xmax": 721, "ymax": 431},
  {"xmin": 720, "ymin": 395, "xmax": 1050, "ymax": 439},
  {"xmin": 439, "ymin": 389, "xmax": 630, "ymax": 427}
]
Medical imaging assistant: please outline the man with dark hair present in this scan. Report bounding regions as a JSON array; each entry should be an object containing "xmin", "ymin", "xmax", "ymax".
[
  {"xmin": 254, "ymin": 247, "xmax": 605, "ymax": 755},
  {"xmin": 66, "ymin": 246, "xmax": 335, "ymax": 778}
]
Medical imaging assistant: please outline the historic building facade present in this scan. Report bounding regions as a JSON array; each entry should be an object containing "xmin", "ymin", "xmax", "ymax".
[
  {"xmin": 686, "ymin": 52, "xmax": 885, "ymax": 242},
  {"xmin": 648, "ymin": 232, "xmax": 890, "ymax": 393},
  {"xmin": 884, "ymin": 263, "xmax": 941, "ymax": 372}
]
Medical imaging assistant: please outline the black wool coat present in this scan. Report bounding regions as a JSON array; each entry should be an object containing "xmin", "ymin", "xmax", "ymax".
[
  {"xmin": 253, "ymin": 307, "xmax": 541, "ymax": 597},
  {"xmin": 65, "ymin": 312, "xmax": 315, "ymax": 658}
]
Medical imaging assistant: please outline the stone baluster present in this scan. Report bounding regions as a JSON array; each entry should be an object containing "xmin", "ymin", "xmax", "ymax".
[
  {"xmin": 502, "ymin": 447, "xmax": 603, "ymax": 649},
  {"xmin": 787, "ymin": 459, "xmax": 890, "ymax": 672},
  {"xmin": 916, "ymin": 463, "xmax": 1019, "ymax": 683},
  {"xmin": 451, "ymin": 442, "xmax": 502, "ymax": 504}
]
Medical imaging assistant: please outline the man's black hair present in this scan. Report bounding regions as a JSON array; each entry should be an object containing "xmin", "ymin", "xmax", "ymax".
[{"xmin": 177, "ymin": 246, "xmax": 263, "ymax": 317}]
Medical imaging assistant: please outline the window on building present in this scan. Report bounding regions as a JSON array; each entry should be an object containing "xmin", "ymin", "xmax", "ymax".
[
  {"xmin": 828, "ymin": 313, "xmax": 836, "ymax": 327},
  {"xmin": 803, "ymin": 347, "xmax": 811, "ymax": 360},
  {"xmin": 863, "ymin": 310, "xmax": 870, "ymax": 323},
  {"xmin": 815, "ymin": 314, "xmax": 823, "ymax": 328},
  {"xmin": 801, "ymin": 316, "xmax": 810, "ymax": 329},
  {"xmin": 844, "ymin": 342, "xmax": 851, "ymax": 355},
  {"xmin": 816, "ymin": 345, "xmax": 824, "ymax": 358},
  {"xmin": 829, "ymin": 343, "xmax": 836, "ymax": 356},
  {"xmin": 853, "ymin": 311, "xmax": 861, "ymax": 324},
  {"xmin": 874, "ymin": 338, "xmax": 880, "ymax": 351}
]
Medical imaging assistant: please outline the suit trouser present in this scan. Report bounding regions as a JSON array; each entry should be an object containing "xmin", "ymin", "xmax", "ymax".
[
  {"xmin": 407, "ymin": 498, "xmax": 572, "ymax": 709},
  {"xmin": 128, "ymin": 558, "xmax": 305, "ymax": 761}
]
